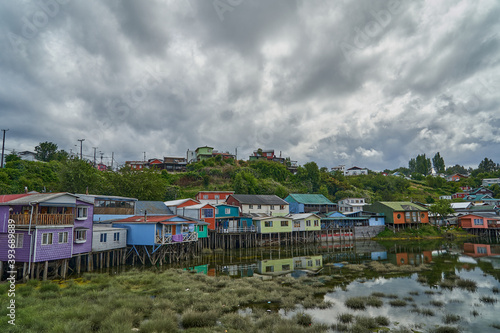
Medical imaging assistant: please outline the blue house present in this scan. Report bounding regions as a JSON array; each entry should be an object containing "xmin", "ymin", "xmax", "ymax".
[
  {"xmin": 215, "ymin": 204, "xmax": 254, "ymax": 233},
  {"xmin": 284, "ymin": 194, "xmax": 336, "ymax": 214}
]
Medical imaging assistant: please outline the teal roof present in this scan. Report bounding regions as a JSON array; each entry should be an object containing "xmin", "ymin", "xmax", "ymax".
[
  {"xmin": 377, "ymin": 201, "xmax": 428, "ymax": 211},
  {"xmin": 285, "ymin": 194, "xmax": 334, "ymax": 205}
]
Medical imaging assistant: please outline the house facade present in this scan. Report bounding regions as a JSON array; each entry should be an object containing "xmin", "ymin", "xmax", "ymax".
[
  {"xmin": 338, "ymin": 198, "xmax": 367, "ymax": 214},
  {"xmin": 226, "ymin": 194, "xmax": 289, "ymax": 216},
  {"xmin": 195, "ymin": 191, "xmax": 234, "ymax": 204},
  {"xmin": 0, "ymin": 193, "xmax": 94, "ymax": 264},
  {"xmin": 77, "ymin": 194, "xmax": 137, "ymax": 222},
  {"xmin": 482, "ymin": 178, "xmax": 500, "ymax": 187},
  {"xmin": 92, "ymin": 226, "xmax": 127, "ymax": 252},
  {"xmin": 215, "ymin": 204, "xmax": 254, "ymax": 233},
  {"xmin": 344, "ymin": 166, "xmax": 368, "ymax": 176},
  {"xmin": 253, "ymin": 215, "xmax": 293, "ymax": 234},
  {"xmin": 290, "ymin": 213, "xmax": 321, "ymax": 232},
  {"xmin": 458, "ymin": 213, "xmax": 500, "ymax": 229},
  {"xmin": 367, "ymin": 201, "xmax": 429, "ymax": 226}
]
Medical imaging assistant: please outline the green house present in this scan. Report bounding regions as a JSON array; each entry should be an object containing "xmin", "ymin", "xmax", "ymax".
[
  {"xmin": 195, "ymin": 146, "xmax": 214, "ymax": 161},
  {"xmin": 253, "ymin": 215, "xmax": 293, "ymax": 234}
]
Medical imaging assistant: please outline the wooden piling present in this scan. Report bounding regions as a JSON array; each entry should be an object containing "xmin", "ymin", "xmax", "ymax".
[{"xmin": 43, "ymin": 261, "xmax": 48, "ymax": 281}]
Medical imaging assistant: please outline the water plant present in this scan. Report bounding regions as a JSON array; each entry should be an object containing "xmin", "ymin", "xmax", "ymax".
[
  {"xmin": 344, "ymin": 297, "xmax": 366, "ymax": 310},
  {"xmin": 430, "ymin": 326, "xmax": 461, "ymax": 333},
  {"xmin": 295, "ymin": 312, "xmax": 313, "ymax": 327},
  {"xmin": 337, "ymin": 313, "xmax": 354, "ymax": 324},
  {"xmin": 366, "ymin": 296, "xmax": 383, "ymax": 307},
  {"xmin": 389, "ymin": 299, "xmax": 407, "ymax": 307},
  {"xmin": 374, "ymin": 315, "xmax": 390, "ymax": 326},
  {"xmin": 493, "ymin": 287, "xmax": 499, "ymax": 294},
  {"xmin": 430, "ymin": 300, "xmax": 445, "ymax": 307},
  {"xmin": 456, "ymin": 279, "xmax": 477, "ymax": 292},
  {"xmin": 443, "ymin": 314, "xmax": 460, "ymax": 324},
  {"xmin": 480, "ymin": 296, "xmax": 497, "ymax": 304}
]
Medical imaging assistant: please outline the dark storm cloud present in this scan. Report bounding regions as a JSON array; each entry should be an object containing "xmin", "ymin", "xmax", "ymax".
[{"xmin": 1, "ymin": 0, "xmax": 499, "ymax": 169}]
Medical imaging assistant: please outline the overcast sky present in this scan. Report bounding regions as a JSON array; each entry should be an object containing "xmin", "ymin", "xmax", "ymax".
[{"xmin": 1, "ymin": 0, "xmax": 499, "ymax": 170}]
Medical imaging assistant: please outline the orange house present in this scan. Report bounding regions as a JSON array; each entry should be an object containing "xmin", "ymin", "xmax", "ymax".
[
  {"xmin": 164, "ymin": 199, "xmax": 216, "ymax": 230},
  {"xmin": 368, "ymin": 201, "xmax": 429, "ymax": 225},
  {"xmin": 458, "ymin": 213, "xmax": 500, "ymax": 229},
  {"xmin": 195, "ymin": 191, "xmax": 234, "ymax": 204}
]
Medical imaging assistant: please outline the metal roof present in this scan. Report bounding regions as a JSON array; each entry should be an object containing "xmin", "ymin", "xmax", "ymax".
[
  {"xmin": 286, "ymin": 194, "xmax": 334, "ymax": 205},
  {"xmin": 77, "ymin": 194, "xmax": 138, "ymax": 202},
  {"xmin": 135, "ymin": 201, "xmax": 173, "ymax": 215},
  {"xmin": 164, "ymin": 198, "xmax": 200, "ymax": 206},
  {"xmin": 229, "ymin": 194, "xmax": 288, "ymax": 205},
  {"xmin": 289, "ymin": 213, "xmax": 321, "ymax": 220},
  {"xmin": 0, "ymin": 192, "xmax": 78, "ymax": 206},
  {"xmin": 376, "ymin": 201, "xmax": 428, "ymax": 211}
]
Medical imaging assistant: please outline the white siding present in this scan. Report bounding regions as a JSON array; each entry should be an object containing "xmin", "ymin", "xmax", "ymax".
[{"xmin": 92, "ymin": 227, "xmax": 127, "ymax": 252}]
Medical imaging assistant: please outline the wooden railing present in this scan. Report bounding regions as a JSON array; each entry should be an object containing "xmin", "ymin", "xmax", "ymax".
[
  {"xmin": 155, "ymin": 232, "xmax": 198, "ymax": 244},
  {"xmin": 9, "ymin": 213, "xmax": 74, "ymax": 226},
  {"xmin": 217, "ymin": 226, "xmax": 256, "ymax": 233}
]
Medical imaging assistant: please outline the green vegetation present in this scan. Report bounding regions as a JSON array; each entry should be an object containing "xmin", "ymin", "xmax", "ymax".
[{"xmin": 0, "ymin": 269, "xmax": 334, "ymax": 333}]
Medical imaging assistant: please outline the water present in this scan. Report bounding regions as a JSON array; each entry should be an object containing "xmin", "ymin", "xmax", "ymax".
[{"xmin": 177, "ymin": 239, "xmax": 500, "ymax": 332}]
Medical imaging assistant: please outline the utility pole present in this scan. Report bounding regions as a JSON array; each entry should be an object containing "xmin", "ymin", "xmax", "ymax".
[
  {"xmin": 111, "ymin": 152, "xmax": 114, "ymax": 170},
  {"xmin": 78, "ymin": 139, "xmax": 85, "ymax": 160},
  {"xmin": 100, "ymin": 151, "xmax": 104, "ymax": 164},
  {"xmin": 93, "ymin": 147, "xmax": 97, "ymax": 167},
  {"xmin": 1, "ymin": 129, "xmax": 9, "ymax": 168},
  {"xmin": 143, "ymin": 151, "xmax": 146, "ymax": 162}
]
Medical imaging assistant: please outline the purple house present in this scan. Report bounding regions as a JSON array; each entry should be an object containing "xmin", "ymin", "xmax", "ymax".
[{"xmin": 0, "ymin": 192, "xmax": 94, "ymax": 265}]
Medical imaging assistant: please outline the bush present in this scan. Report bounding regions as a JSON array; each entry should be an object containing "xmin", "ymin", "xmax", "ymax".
[
  {"xmin": 181, "ymin": 310, "xmax": 216, "ymax": 328},
  {"xmin": 345, "ymin": 297, "xmax": 366, "ymax": 310},
  {"xmin": 295, "ymin": 312, "xmax": 313, "ymax": 327}
]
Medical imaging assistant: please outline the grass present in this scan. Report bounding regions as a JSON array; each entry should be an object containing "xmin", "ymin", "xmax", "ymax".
[
  {"xmin": 456, "ymin": 279, "xmax": 477, "ymax": 292},
  {"xmin": 443, "ymin": 314, "xmax": 460, "ymax": 324},
  {"xmin": 389, "ymin": 299, "xmax": 407, "ymax": 307},
  {"xmin": 430, "ymin": 300, "xmax": 445, "ymax": 307},
  {"xmin": 337, "ymin": 313, "xmax": 354, "ymax": 324},
  {"xmin": 344, "ymin": 297, "xmax": 366, "ymax": 310},
  {"xmin": 430, "ymin": 326, "xmax": 461, "ymax": 333},
  {"xmin": 493, "ymin": 287, "xmax": 499, "ymax": 294},
  {"xmin": 480, "ymin": 296, "xmax": 497, "ymax": 304}
]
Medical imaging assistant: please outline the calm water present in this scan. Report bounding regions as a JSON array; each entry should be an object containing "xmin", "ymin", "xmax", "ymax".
[{"xmin": 102, "ymin": 238, "xmax": 500, "ymax": 332}]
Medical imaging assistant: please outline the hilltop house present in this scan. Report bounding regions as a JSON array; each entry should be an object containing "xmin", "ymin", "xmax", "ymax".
[
  {"xmin": 195, "ymin": 191, "xmax": 234, "ymax": 205},
  {"xmin": 344, "ymin": 166, "xmax": 368, "ymax": 176},
  {"xmin": 226, "ymin": 194, "xmax": 289, "ymax": 216},
  {"xmin": 284, "ymin": 194, "xmax": 336, "ymax": 214}
]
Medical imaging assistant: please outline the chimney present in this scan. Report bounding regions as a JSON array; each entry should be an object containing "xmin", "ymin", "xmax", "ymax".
[
  {"xmin": 24, "ymin": 186, "xmax": 28, "ymax": 194},
  {"xmin": 144, "ymin": 210, "xmax": 147, "ymax": 222},
  {"xmin": 86, "ymin": 186, "xmax": 89, "ymax": 195}
]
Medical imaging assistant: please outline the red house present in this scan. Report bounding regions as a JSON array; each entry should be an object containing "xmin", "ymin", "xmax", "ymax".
[
  {"xmin": 195, "ymin": 191, "xmax": 234, "ymax": 204},
  {"xmin": 458, "ymin": 213, "xmax": 500, "ymax": 229},
  {"xmin": 452, "ymin": 192, "xmax": 468, "ymax": 199},
  {"xmin": 164, "ymin": 199, "xmax": 216, "ymax": 230},
  {"xmin": 447, "ymin": 173, "xmax": 468, "ymax": 182}
]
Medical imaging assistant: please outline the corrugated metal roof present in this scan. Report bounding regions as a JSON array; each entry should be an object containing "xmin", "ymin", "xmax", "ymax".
[
  {"xmin": 76, "ymin": 194, "xmax": 137, "ymax": 202},
  {"xmin": 377, "ymin": 201, "xmax": 428, "ymax": 211},
  {"xmin": 230, "ymin": 194, "xmax": 288, "ymax": 205},
  {"xmin": 0, "ymin": 192, "xmax": 76, "ymax": 205},
  {"xmin": 164, "ymin": 198, "xmax": 199, "ymax": 206},
  {"xmin": 286, "ymin": 194, "xmax": 334, "ymax": 205},
  {"xmin": 0, "ymin": 193, "xmax": 32, "ymax": 203},
  {"xmin": 135, "ymin": 201, "xmax": 173, "ymax": 215},
  {"xmin": 289, "ymin": 213, "xmax": 321, "ymax": 220}
]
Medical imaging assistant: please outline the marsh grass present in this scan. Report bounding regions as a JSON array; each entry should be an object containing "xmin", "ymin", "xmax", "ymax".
[
  {"xmin": 366, "ymin": 296, "xmax": 383, "ymax": 307},
  {"xmin": 480, "ymin": 296, "xmax": 497, "ymax": 304},
  {"xmin": 493, "ymin": 287, "xmax": 499, "ymax": 294},
  {"xmin": 389, "ymin": 299, "xmax": 407, "ymax": 307},
  {"xmin": 471, "ymin": 310, "xmax": 479, "ymax": 317},
  {"xmin": 337, "ymin": 313, "xmax": 354, "ymax": 324},
  {"xmin": 420, "ymin": 309, "xmax": 435, "ymax": 316},
  {"xmin": 295, "ymin": 312, "xmax": 313, "ymax": 326},
  {"xmin": 430, "ymin": 300, "xmax": 445, "ymax": 307},
  {"xmin": 181, "ymin": 309, "xmax": 217, "ymax": 328},
  {"xmin": 440, "ymin": 279, "xmax": 455, "ymax": 290},
  {"xmin": 456, "ymin": 279, "xmax": 477, "ymax": 292},
  {"xmin": 430, "ymin": 326, "xmax": 461, "ymax": 333},
  {"xmin": 344, "ymin": 297, "xmax": 366, "ymax": 310},
  {"xmin": 374, "ymin": 315, "xmax": 390, "ymax": 326},
  {"xmin": 409, "ymin": 291, "xmax": 419, "ymax": 296},
  {"xmin": 443, "ymin": 314, "xmax": 460, "ymax": 324},
  {"xmin": 491, "ymin": 323, "xmax": 500, "ymax": 330}
]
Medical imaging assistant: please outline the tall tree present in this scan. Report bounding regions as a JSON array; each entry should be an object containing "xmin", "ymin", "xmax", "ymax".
[
  {"xmin": 432, "ymin": 152, "xmax": 445, "ymax": 174},
  {"xmin": 415, "ymin": 154, "xmax": 432, "ymax": 175},
  {"xmin": 429, "ymin": 199, "xmax": 454, "ymax": 225},
  {"xmin": 477, "ymin": 157, "xmax": 498, "ymax": 173},
  {"xmin": 408, "ymin": 158, "xmax": 416, "ymax": 173},
  {"xmin": 35, "ymin": 141, "xmax": 59, "ymax": 162}
]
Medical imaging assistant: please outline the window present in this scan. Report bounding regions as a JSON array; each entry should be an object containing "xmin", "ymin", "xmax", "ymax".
[
  {"xmin": 58, "ymin": 232, "xmax": 68, "ymax": 244},
  {"xmin": 14, "ymin": 234, "xmax": 24, "ymax": 248},
  {"xmin": 307, "ymin": 260, "xmax": 313, "ymax": 267},
  {"xmin": 257, "ymin": 205, "xmax": 261, "ymax": 209},
  {"xmin": 164, "ymin": 225, "xmax": 172, "ymax": 234},
  {"xmin": 477, "ymin": 246, "xmax": 487, "ymax": 254},
  {"xmin": 100, "ymin": 233, "xmax": 107, "ymax": 242},
  {"xmin": 199, "ymin": 226, "xmax": 205, "ymax": 232},
  {"xmin": 270, "ymin": 205, "xmax": 275, "ymax": 210},
  {"xmin": 314, "ymin": 220, "xmax": 319, "ymax": 227},
  {"xmin": 77, "ymin": 206, "xmax": 88, "ymax": 220},
  {"xmin": 282, "ymin": 264, "xmax": 290, "ymax": 271},
  {"xmin": 397, "ymin": 213, "xmax": 401, "ymax": 219},
  {"xmin": 280, "ymin": 205, "xmax": 285, "ymax": 210},
  {"xmin": 75, "ymin": 230, "xmax": 86, "ymax": 242},
  {"xmin": 113, "ymin": 232, "xmax": 120, "ymax": 242},
  {"xmin": 264, "ymin": 221, "xmax": 273, "ymax": 227},
  {"xmin": 203, "ymin": 195, "xmax": 208, "ymax": 199},
  {"xmin": 474, "ymin": 218, "xmax": 483, "ymax": 225},
  {"xmin": 182, "ymin": 225, "xmax": 189, "ymax": 232},
  {"xmin": 306, "ymin": 220, "xmax": 311, "ymax": 227},
  {"xmin": 265, "ymin": 266, "xmax": 274, "ymax": 272},
  {"xmin": 281, "ymin": 220, "xmax": 289, "ymax": 227},
  {"xmin": 215, "ymin": 195, "xmax": 219, "ymax": 200},
  {"xmin": 225, "ymin": 208, "xmax": 231, "ymax": 214},
  {"xmin": 201, "ymin": 209, "xmax": 213, "ymax": 218},
  {"xmin": 316, "ymin": 259, "xmax": 321, "ymax": 266},
  {"xmin": 42, "ymin": 233, "xmax": 53, "ymax": 245},
  {"xmin": 249, "ymin": 204, "xmax": 254, "ymax": 209}
]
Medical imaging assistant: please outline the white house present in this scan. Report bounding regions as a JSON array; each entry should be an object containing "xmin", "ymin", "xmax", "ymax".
[
  {"xmin": 92, "ymin": 226, "xmax": 127, "ymax": 252},
  {"xmin": 482, "ymin": 178, "xmax": 500, "ymax": 187},
  {"xmin": 344, "ymin": 166, "xmax": 368, "ymax": 176},
  {"xmin": 338, "ymin": 198, "xmax": 367, "ymax": 213}
]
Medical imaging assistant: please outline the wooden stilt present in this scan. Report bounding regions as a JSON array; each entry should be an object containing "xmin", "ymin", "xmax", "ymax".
[
  {"xmin": 22, "ymin": 262, "xmax": 27, "ymax": 282},
  {"xmin": 43, "ymin": 261, "xmax": 48, "ymax": 281}
]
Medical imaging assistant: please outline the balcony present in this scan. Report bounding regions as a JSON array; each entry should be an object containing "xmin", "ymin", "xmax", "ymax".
[
  {"xmin": 217, "ymin": 226, "xmax": 256, "ymax": 233},
  {"xmin": 9, "ymin": 213, "xmax": 74, "ymax": 226},
  {"xmin": 155, "ymin": 232, "xmax": 198, "ymax": 244}
]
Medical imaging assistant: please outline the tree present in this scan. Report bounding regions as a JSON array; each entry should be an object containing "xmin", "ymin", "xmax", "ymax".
[
  {"xmin": 477, "ymin": 157, "xmax": 498, "ymax": 173},
  {"xmin": 35, "ymin": 141, "xmax": 59, "ymax": 162},
  {"xmin": 408, "ymin": 158, "xmax": 416, "ymax": 173},
  {"xmin": 429, "ymin": 199, "xmax": 454, "ymax": 225},
  {"xmin": 446, "ymin": 164, "xmax": 467, "ymax": 175},
  {"xmin": 5, "ymin": 153, "xmax": 21, "ymax": 163},
  {"xmin": 415, "ymin": 154, "xmax": 432, "ymax": 175},
  {"xmin": 432, "ymin": 152, "xmax": 445, "ymax": 174},
  {"xmin": 58, "ymin": 158, "xmax": 98, "ymax": 193}
]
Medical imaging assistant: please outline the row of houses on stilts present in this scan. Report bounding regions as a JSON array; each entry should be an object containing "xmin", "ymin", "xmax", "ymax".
[{"xmin": 3, "ymin": 187, "xmax": 499, "ymax": 281}]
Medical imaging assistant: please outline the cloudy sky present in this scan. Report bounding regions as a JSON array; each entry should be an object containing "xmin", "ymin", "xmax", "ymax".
[{"xmin": 1, "ymin": 0, "xmax": 499, "ymax": 170}]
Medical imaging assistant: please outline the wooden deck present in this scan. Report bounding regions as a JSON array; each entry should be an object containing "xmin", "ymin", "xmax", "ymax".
[{"xmin": 9, "ymin": 213, "xmax": 74, "ymax": 226}]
